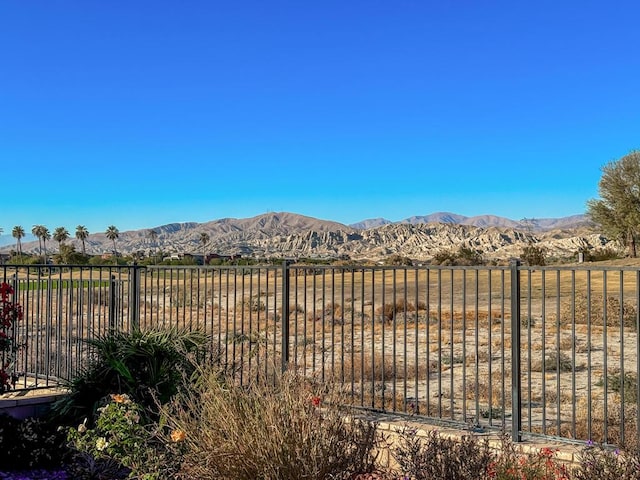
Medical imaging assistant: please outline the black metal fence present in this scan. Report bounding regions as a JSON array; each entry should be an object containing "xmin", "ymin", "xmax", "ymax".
[{"xmin": 1, "ymin": 262, "xmax": 638, "ymax": 447}]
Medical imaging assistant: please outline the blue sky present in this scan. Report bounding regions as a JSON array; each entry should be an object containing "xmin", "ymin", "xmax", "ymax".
[{"xmin": 1, "ymin": 1, "xmax": 639, "ymax": 236}]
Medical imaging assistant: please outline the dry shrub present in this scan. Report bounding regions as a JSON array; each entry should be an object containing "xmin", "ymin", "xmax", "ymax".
[
  {"xmin": 561, "ymin": 293, "xmax": 637, "ymax": 329},
  {"xmin": 307, "ymin": 302, "xmax": 344, "ymax": 324},
  {"xmin": 393, "ymin": 428, "xmax": 494, "ymax": 480},
  {"xmin": 569, "ymin": 398, "xmax": 639, "ymax": 451},
  {"xmin": 574, "ymin": 444, "xmax": 640, "ymax": 480},
  {"xmin": 163, "ymin": 368, "xmax": 380, "ymax": 480},
  {"xmin": 531, "ymin": 351, "xmax": 574, "ymax": 372},
  {"xmin": 336, "ymin": 351, "xmax": 435, "ymax": 383},
  {"xmin": 375, "ymin": 300, "xmax": 417, "ymax": 323},
  {"xmin": 470, "ymin": 374, "xmax": 511, "ymax": 407}
]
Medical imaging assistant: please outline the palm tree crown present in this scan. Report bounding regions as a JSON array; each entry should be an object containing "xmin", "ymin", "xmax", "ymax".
[
  {"xmin": 53, "ymin": 227, "xmax": 70, "ymax": 251},
  {"xmin": 32, "ymin": 225, "xmax": 50, "ymax": 261},
  {"xmin": 75, "ymin": 225, "xmax": 89, "ymax": 255},
  {"xmin": 105, "ymin": 226, "xmax": 119, "ymax": 263},
  {"xmin": 12, "ymin": 226, "xmax": 25, "ymax": 257},
  {"xmin": 199, "ymin": 232, "xmax": 210, "ymax": 265}
]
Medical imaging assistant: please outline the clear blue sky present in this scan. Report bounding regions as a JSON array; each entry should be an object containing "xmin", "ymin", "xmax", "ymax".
[{"xmin": 1, "ymin": 1, "xmax": 639, "ymax": 235}]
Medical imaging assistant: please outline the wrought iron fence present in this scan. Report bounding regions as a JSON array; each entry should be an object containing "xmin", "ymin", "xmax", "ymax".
[{"xmin": 1, "ymin": 262, "xmax": 638, "ymax": 447}]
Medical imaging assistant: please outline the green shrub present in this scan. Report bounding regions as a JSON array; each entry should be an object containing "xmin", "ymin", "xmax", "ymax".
[
  {"xmin": 432, "ymin": 246, "xmax": 484, "ymax": 266},
  {"xmin": 52, "ymin": 327, "xmax": 209, "ymax": 425},
  {"xmin": 384, "ymin": 254, "xmax": 414, "ymax": 266},
  {"xmin": 66, "ymin": 393, "xmax": 182, "ymax": 479},
  {"xmin": 603, "ymin": 371, "xmax": 638, "ymax": 403},
  {"xmin": 521, "ymin": 244, "xmax": 546, "ymax": 266},
  {"xmin": 580, "ymin": 247, "xmax": 622, "ymax": 262}
]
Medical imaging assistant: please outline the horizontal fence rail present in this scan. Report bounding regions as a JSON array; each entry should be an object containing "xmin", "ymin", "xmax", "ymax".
[{"xmin": 1, "ymin": 262, "xmax": 639, "ymax": 448}]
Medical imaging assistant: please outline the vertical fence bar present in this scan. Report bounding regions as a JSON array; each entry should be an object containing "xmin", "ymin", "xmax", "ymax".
[
  {"xmin": 281, "ymin": 261, "xmax": 290, "ymax": 373},
  {"xmin": 129, "ymin": 264, "xmax": 140, "ymax": 330},
  {"xmin": 637, "ymin": 270, "xmax": 640, "ymax": 448},
  {"xmin": 510, "ymin": 259, "xmax": 522, "ymax": 442},
  {"xmin": 108, "ymin": 274, "xmax": 117, "ymax": 331},
  {"xmin": 603, "ymin": 270, "xmax": 608, "ymax": 443},
  {"xmin": 619, "ymin": 270, "xmax": 625, "ymax": 446}
]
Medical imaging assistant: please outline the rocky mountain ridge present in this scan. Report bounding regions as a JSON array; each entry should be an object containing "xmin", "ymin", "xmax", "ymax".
[
  {"xmin": 349, "ymin": 212, "xmax": 592, "ymax": 230},
  {"xmin": 3, "ymin": 212, "xmax": 611, "ymax": 262}
]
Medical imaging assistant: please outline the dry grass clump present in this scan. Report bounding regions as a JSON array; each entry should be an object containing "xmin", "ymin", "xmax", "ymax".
[
  {"xmin": 374, "ymin": 300, "xmax": 420, "ymax": 323},
  {"xmin": 531, "ymin": 351, "xmax": 575, "ymax": 373},
  {"xmin": 334, "ymin": 351, "xmax": 435, "ymax": 383},
  {"xmin": 561, "ymin": 293, "xmax": 637, "ymax": 329},
  {"xmin": 566, "ymin": 398, "xmax": 639, "ymax": 451},
  {"xmin": 162, "ymin": 368, "xmax": 380, "ymax": 480},
  {"xmin": 307, "ymin": 302, "xmax": 344, "ymax": 324}
]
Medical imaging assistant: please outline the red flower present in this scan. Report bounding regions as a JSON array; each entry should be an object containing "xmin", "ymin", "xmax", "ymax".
[
  {"xmin": 0, "ymin": 283, "xmax": 13, "ymax": 301},
  {"xmin": 311, "ymin": 396, "xmax": 321, "ymax": 407}
]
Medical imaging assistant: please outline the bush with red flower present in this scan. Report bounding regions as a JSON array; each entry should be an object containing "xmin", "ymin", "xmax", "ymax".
[{"xmin": 0, "ymin": 281, "xmax": 23, "ymax": 393}]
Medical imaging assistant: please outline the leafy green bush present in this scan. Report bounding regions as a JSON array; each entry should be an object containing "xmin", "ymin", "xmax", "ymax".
[
  {"xmin": 66, "ymin": 393, "xmax": 182, "ymax": 479},
  {"xmin": 52, "ymin": 327, "xmax": 209, "ymax": 425}
]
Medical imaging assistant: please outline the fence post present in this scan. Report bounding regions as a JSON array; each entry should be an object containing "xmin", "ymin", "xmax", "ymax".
[
  {"xmin": 109, "ymin": 274, "xmax": 117, "ymax": 330},
  {"xmin": 129, "ymin": 263, "xmax": 141, "ymax": 331},
  {"xmin": 281, "ymin": 260, "xmax": 290, "ymax": 373},
  {"xmin": 510, "ymin": 259, "xmax": 522, "ymax": 442}
]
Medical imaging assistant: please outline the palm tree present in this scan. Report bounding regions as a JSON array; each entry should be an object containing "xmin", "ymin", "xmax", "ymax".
[
  {"xmin": 32, "ymin": 225, "xmax": 50, "ymax": 262},
  {"xmin": 75, "ymin": 225, "xmax": 89, "ymax": 255},
  {"xmin": 12, "ymin": 226, "xmax": 25, "ymax": 259},
  {"xmin": 199, "ymin": 232, "xmax": 210, "ymax": 265},
  {"xmin": 105, "ymin": 225, "xmax": 119, "ymax": 264},
  {"xmin": 53, "ymin": 227, "xmax": 70, "ymax": 254},
  {"xmin": 32, "ymin": 225, "xmax": 44, "ymax": 257},
  {"xmin": 41, "ymin": 227, "xmax": 51, "ymax": 263},
  {"xmin": 147, "ymin": 229, "xmax": 158, "ymax": 263}
]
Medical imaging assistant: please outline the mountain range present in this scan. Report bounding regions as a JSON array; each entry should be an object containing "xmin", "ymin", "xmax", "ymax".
[
  {"xmin": 1, "ymin": 211, "xmax": 608, "ymax": 262},
  {"xmin": 349, "ymin": 213, "xmax": 592, "ymax": 230}
]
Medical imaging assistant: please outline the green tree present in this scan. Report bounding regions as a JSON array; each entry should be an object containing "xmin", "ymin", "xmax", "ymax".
[
  {"xmin": 12, "ymin": 226, "xmax": 25, "ymax": 259},
  {"xmin": 55, "ymin": 244, "xmax": 88, "ymax": 265},
  {"xmin": 587, "ymin": 151, "xmax": 640, "ymax": 257},
  {"xmin": 53, "ymin": 227, "xmax": 70, "ymax": 256},
  {"xmin": 75, "ymin": 225, "xmax": 89, "ymax": 255},
  {"xmin": 105, "ymin": 225, "xmax": 120, "ymax": 264}
]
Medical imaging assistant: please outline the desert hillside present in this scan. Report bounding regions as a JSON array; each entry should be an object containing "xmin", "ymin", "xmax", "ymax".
[{"xmin": 3, "ymin": 212, "xmax": 613, "ymax": 262}]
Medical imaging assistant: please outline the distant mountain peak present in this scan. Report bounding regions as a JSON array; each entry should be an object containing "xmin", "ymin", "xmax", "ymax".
[{"xmin": 351, "ymin": 212, "xmax": 590, "ymax": 231}]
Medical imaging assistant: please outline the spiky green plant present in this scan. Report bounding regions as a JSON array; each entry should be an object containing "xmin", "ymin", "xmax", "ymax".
[{"xmin": 52, "ymin": 327, "xmax": 210, "ymax": 425}]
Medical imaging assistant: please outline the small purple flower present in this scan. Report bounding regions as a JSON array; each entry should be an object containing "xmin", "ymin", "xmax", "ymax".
[
  {"xmin": 615, "ymin": 448, "xmax": 620, "ymax": 456},
  {"xmin": 586, "ymin": 439, "xmax": 594, "ymax": 447}
]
